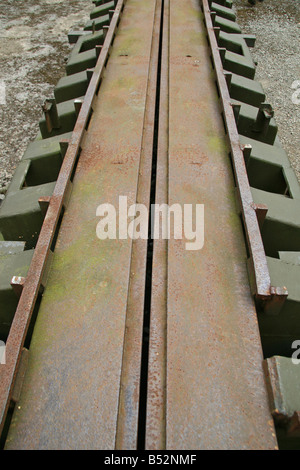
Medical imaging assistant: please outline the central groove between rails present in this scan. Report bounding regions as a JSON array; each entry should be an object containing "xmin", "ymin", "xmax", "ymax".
[
  {"xmin": 114, "ymin": 0, "xmax": 164, "ymax": 450},
  {"xmin": 137, "ymin": 0, "xmax": 164, "ymax": 450}
]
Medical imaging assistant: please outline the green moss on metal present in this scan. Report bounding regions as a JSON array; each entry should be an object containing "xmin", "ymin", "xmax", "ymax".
[{"xmin": 208, "ymin": 135, "xmax": 228, "ymax": 154}]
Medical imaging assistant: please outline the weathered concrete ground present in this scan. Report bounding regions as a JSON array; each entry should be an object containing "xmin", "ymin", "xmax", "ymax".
[
  {"xmin": 0, "ymin": 0, "xmax": 299, "ymax": 196},
  {"xmin": 233, "ymin": 0, "xmax": 300, "ymax": 181}
]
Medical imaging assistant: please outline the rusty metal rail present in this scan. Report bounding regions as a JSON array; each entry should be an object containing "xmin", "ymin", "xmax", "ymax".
[
  {"xmin": 202, "ymin": 0, "xmax": 288, "ymax": 315},
  {"xmin": 3, "ymin": 0, "xmax": 160, "ymax": 450},
  {"xmin": 0, "ymin": 0, "xmax": 126, "ymax": 440},
  {"xmin": 145, "ymin": 0, "xmax": 277, "ymax": 450}
]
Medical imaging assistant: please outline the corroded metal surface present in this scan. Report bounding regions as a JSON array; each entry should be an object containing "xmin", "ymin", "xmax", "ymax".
[
  {"xmin": 1, "ymin": 0, "xmax": 282, "ymax": 450},
  {"xmin": 202, "ymin": 0, "xmax": 288, "ymax": 314},
  {"xmin": 4, "ymin": 0, "xmax": 157, "ymax": 449},
  {"xmin": 0, "ymin": 0, "xmax": 126, "ymax": 441},
  {"xmin": 146, "ymin": 0, "xmax": 278, "ymax": 450},
  {"xmin": 115, "ymin": 0, "xmax": 162, "ymax": 450}
]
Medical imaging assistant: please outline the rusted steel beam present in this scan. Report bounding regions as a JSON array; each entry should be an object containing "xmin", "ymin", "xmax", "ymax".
[
  {"xmin": 145, "ymin": 0, "xmax": 278, "ymax": 449},
  {"xmin": 0, "ymin": 0, "xmax": 126, "ymax": 439},
  {"xmin": 115, "ymin": 0, "xmax": 163, "ymax": 450},
  {"xmin": 145, "ymin": 0, "xmax": 169, "ymax": 451},
  {"xmin": 202, "ymin": 0, "xmax": 288, "ymax": 314}
]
